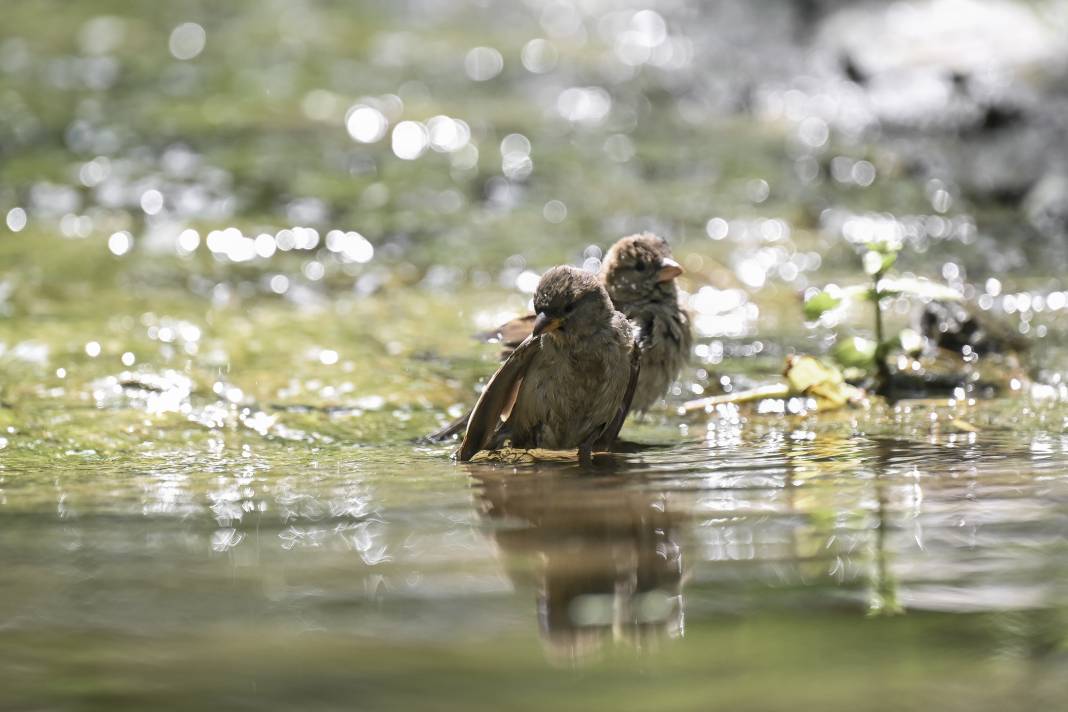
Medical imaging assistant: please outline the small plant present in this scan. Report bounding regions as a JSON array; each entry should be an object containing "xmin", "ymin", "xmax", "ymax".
[{"xmin": 803, "ymin": 235, "xmax": 960, "ymax": 392}]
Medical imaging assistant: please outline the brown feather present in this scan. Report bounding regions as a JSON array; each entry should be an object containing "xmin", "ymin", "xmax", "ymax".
[
  {"xmin": 492, "ymin": 314, "xmax": 536, "ymax": 351},
  {"xmin": 596, "ymin": 337, "xmax": 641, "ymax": 450},
  {"xmin": 423, "ymin": 408, "xmax": 471, "ymax": 442},
  {"xmin": 458, "ymin": 335, "xmax": 541, "ymax": 461}
]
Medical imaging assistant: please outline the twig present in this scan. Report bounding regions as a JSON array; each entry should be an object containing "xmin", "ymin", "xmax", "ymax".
[{"xmin": 680, "ymin": 383, "xmax": 790, "ymax": 412}]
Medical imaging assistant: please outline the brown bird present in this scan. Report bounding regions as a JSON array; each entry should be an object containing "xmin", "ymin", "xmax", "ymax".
[
  {"xmin": 428, "ymin": 233, "xmax": 689, "ymax": 443},
  {"xmin": 495, "ymin": 233, "xmax": 690, "ymax": 411},
  {"xmin": 599, "ymin": 232, "xmax": 692, "ymax": 412},
  {"xmin": 458, "ymin": 266, "xmax": 639, "ymax": 461}
]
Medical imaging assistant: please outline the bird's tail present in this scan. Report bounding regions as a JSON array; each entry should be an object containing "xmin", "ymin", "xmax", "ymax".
[{"xmin": 421, "ymin": 409, "xmax": 471, "ymax": 443}]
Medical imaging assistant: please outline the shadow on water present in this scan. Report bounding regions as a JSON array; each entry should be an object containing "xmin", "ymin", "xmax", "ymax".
[{"xmin": 467, "ymin": 461, "xmax": 685, "ymax": 661}]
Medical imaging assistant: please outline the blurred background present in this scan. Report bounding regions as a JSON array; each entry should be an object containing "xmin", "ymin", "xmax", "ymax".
[{"xmin": 3, "ymin": 1, "xmax": 1068, "ymax": 710}]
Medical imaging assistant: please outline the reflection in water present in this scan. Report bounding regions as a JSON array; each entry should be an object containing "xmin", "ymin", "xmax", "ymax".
[
  {"xmin": 459, "ymin": 424, "xmax": 1068, "ymax": 663},
  {"xmin": 469, "ymin": 463, "xmax": 684, "ymax": 660}
]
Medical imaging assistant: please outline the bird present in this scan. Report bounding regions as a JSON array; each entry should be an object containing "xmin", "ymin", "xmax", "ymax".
[
  {"xmin": 458, "ymin": 266, "xmax": 639, "ymax": 461},
  {"xmin": 428, "ymin": 233, "xmax": 690, "ymax": 443},
  {"xmin": 598, "ymin": 232, "xmax": 692, "ymax": 413}
]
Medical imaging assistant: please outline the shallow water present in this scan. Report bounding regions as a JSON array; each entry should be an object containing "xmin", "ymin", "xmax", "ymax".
[
  {"xmin": 4, "ymin": 409, "xmax": 1068, "ymax": 710},
  {"xmin": 4, "ymin": 0, "xmax": 1068, "ymax": 709},
  {"xmin": 3, "ymin": 271, "xmax": 1068, "ymax": 709}
]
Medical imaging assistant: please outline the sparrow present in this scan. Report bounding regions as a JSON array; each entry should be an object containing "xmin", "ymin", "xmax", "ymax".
[
  {"xmin": 458, "ymin": 266, "xmax": 639, "ymax": 461},
  {"xmin": 428, "ymin": 233, "xmax": 690, "ymax": 442},
  {"xmin": 598, "ymin": 232, "xmax": 692, "ymax": 413}
]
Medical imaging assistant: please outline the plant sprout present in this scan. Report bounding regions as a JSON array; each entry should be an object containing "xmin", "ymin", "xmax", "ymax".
[{"xmin": 803, "ymin": 237, "xmax": 961, "ymax": 392}]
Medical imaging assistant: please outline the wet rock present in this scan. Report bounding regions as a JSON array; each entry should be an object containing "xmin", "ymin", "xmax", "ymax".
[
  {"xmin": 919, "ymin": 300, "xmax": 1027, "ymax": 356},
  {"xmin": 818, "ymin": 0, "xmax": 1068, "ymax": 106},
  {"xmin": 804, "ymin": 0, "xmax": 1068, "ymax": 204},
  {"xmin": 814, "ymin": 0, "xmax": 1068, "ymax": 137},
  {"xmin": 1025, "ymin": 171, "xmax": 1068, "ymax": 241}
]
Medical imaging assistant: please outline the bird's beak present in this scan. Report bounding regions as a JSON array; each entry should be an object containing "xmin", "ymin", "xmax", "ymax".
[
  {"xmin": 532, "ymin": 312, "xmax": 562, "ymax": 337},
  {"xmin": 656, "ymin": 257, "xmax": 683, "ymax": 283}
]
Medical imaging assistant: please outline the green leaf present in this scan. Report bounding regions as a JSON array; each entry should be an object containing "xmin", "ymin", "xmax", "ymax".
[
  {"xmin": 866, "ymin": 239, "xmax": 903, "ymax": 256},
  {"xmin": 803, "ymin": 284, "xmax": 880, "ymax": 319},
  {"xmin": 803, "ymin": 290, "xmax": 842, "ymax": 320},
  {"xmin": 832, "ymin": 336, "xmax": 877, "ymax": 368},
  {"xmin": 841, "ymin": 284, "xmax": 877, "ymax": 302}
]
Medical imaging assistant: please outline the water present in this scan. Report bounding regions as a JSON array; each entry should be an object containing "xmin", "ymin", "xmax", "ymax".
[
  {"xmin": 4, "ymin": 415, "xmax": 1068, "ymax": 709},
  {"xmin": 4, "ymin": 0, "xmax": 1068, "ymax": 709}
]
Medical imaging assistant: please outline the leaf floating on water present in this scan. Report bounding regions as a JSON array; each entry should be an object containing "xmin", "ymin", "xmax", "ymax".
[
  {"xmin": 949, "ymin": 418, "xmax": 980, "ymax": 433},
  {"xmin": 784, "ymin": 355, "xmax": 866, "ymax": 410},
  {"xmin": 682, "ymin": 356, "xmax": 866, "ymax": 414},
  {"xmin": 784, "ymin": 355, "xmax": 841, "ymax": 392}
]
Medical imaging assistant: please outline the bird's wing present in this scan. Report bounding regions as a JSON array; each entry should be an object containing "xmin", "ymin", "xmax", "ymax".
[
  {"xmin": 634, "ymin": 300, "xmax": 688, "ymax": 352},
  {"xmin": 429, "ymin": 316, "xmax": 536, "ymax": 444},
  {"xmin": 458, "ymin": 335, "xmax": 541, "ymax": 461},
  {"xmin": 636, "ymin": 313, "xmax": 655, "ymax": 351},
  {"xmin": 595, "ymin": 338, "xmax": 641, "ymax": 451},
  {"xmin": 477, "ymin": 313, "xmax": 536, "ymax": 358}
]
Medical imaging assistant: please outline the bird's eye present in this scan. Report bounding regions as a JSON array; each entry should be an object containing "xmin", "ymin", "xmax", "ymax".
[{"xmin": 634, "ymin": 261, "xmax": 646, "ymax": 272}]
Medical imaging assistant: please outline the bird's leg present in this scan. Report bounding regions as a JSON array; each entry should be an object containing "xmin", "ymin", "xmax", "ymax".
[{"xmin": 578, "ymin": 429, "xmax": 601, "ymax": 465}]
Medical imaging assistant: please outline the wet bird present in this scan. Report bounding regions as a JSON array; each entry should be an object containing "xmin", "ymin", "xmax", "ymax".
[
  {"xmin": 598, "ymin": 232, "xmax": 692, "ymax": 412},
  {"xmin": 458, "ymin": 266, "xmax": 639, "ymax": 461},
  {"xmin": 429, "ymin": 233, "xmax": 690, "ymax": 443}
]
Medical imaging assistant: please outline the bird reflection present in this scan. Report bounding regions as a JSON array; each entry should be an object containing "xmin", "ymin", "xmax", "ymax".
[{"xmin": 466, "ymin": 462, "xmax": 685, "ymax": 661}]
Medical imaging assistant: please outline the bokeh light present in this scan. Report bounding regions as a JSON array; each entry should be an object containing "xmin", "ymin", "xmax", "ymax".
[
  {"xmin": 108, "ymin": 230, "xmax": 132, "ymax": 255},
  {"xmin": 168, "ymin": 22, "xmax": 206, "ymax": 60},
  {"xmin": 391, "ymin": 120, "xmax": 429, "ymax": 160},
  {"xmin": 345, "ymin": 105, "xmax": 388, "ymax": 143},
  {"xmin": 6, "ymin": 207, "xmax": 27, "ymax": 232},
  {"xmin": 521, "ymin": 38, "xmax": 558, "ymax": 73},
  {"xmin": 464, "ymin": 46, "xmax": 504, "ymax": 81}
]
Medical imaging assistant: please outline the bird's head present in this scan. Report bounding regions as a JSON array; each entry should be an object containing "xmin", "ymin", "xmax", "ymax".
[
  {"xmin": 600, "ymin": 232, "xmax": 683, "ymax": 305},
  {"xmin": 532, "ymin": 265, "xmax": 614, "ymax": 340}
]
